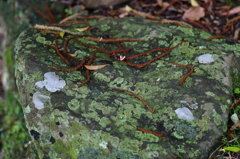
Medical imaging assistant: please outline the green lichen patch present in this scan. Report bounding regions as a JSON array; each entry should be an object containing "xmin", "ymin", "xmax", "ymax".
[{"xmin": 173, "ymin": 122, "xmax": 199, "ymax": 140}]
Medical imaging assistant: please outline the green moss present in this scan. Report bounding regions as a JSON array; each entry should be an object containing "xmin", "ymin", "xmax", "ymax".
[
  {"xmin": 55, "ymin": 139, "xmax": 78, "ymax": 159},
  {"xmin": 114, "ymin": 99, "xmax": 122, "ymax": 105},
  {"xmin": 41, "ymin": 131, "xmax": 51, "ymax": 142},
  {"xmin": 26, "ymin": 44, "xmax": 37, "ymax": 49},
  {"xmin": 99, "ymin": 117, "xmax": 111, "ymax": 128},
  {"xmin": 199, "ymin": 31, "xmax": 212, "ymax": 39},
  {"xmin": 51, "ymin": 109, "xmax": 70, "ymax": 127},
  {"xmin": 48, "ymin": 151, "xmax": 60, "ymax": 159},
  {"xmin": 36, "ymin": 36, "xmax": 46, "ymax": 43},
  {"xmin": 197, "ymin": 115, "xmax": 209, "ymax": 131},
  {"xmin": 99, "ymin": 24, "xmax": 111, "ymax": 31},
  {"xmin": 172, "ymin": 131, "xmax": 184, "ymax": 139},
  {"xmin": 135, "ymin": 131, "xmax": 159, "ymax": 142},
  {"xmin": 220, "ymin": 104, "xmax": 227, "ymax": 114},
  {"xmin": 3, "ymin": 47, "xmax": 14, "ymax": 67},
  {"xmin": 212, "ymin": 111, "xmax": 222, "ymax": 126},
  {"xmin": 192, "ymin": 67, "xmax": 205, "ymax": 76},
  {"xmin": 82, "ymin": 111, "xmax": 100, "ymax": 121},
  {"xmin": 68, "ymin": 99, "xmax": 81, "ymax": 111},
  {"xmin": 189, "ymin": 149, "xmax": 200, "ymax": 158},
  {"xmin": 118, "ymin": 138, "xmax": 142, "ymax": 155},
  {"xmin": 111, "ymin": 114, "xmax": 128, "ymax": 126},
  {"xmin": 93, "ymin": 72, "xmax": 111, "ymax": 82},
  {"xmin": 177, "ymin": 26, "xmax": 194, "ymax": 36},
  {"xmin": 77, "ymin": 147, "xmax": 142, "ymax": 159},
  {"xmin": 231, "ymin": 68, "xmax": 240, "ymax": 98},
  {"xmin": 173, "ymin": 122, "xmax": 199, "ymax": 140}
]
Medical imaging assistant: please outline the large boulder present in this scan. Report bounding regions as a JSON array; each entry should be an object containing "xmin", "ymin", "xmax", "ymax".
[{"xmin": 15, "ymin": 17, "xmax": 240, "ymax": 158}]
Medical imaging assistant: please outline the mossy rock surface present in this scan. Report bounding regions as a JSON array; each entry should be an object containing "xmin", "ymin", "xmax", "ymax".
[{"xmin": 15, "ymin": 17, "xmax": 240, "ymax": 159}]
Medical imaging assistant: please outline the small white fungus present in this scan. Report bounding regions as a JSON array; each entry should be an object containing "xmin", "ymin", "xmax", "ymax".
[
  {"xmin": 99, "ymin": 141, "xmax": 108, "ymax": 149},
  {"xmin": 175, "ymin": 107, "xmax": 194, "ymax": 121},
  {"xmin": 198, "ymin": 54, "xmax": 214, "ymax": 64},
  {"xmin": 33, "ymin": 92, "xmax": 50, "ymax": 110},
  {"xmin": 156, "ymin": 78, "xmax": 161, "ymax": 82},
  {"xmin": 35, "ymin": 72, "xmax": 66, "ymax": 92}
]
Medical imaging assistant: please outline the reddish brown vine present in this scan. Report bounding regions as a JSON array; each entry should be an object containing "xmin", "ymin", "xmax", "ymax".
[
  {"xmin": 113, "ymin": 87, "xmax": 155, "ymax": 113},
  {"xmin": 171, "ymin": 63, "xmax": 194, "ymax": 85},
  {"xmin": 137, "ymin": 127, "xmax": 164, "ymax": 137},
  {"xmin": 26, "ymin": 2, "xmax": 56, "ymax": 23},
  {"xmin": 77, "ymin": 52, "xmax": 95, "ymax": 87},
  {"xmin": 76, "ymin": 39, "xmax": 133, "ymax": 55},
  {"xmin": 84, "ymin": 37, "xmax": 149, "ymax": 43},
  {"xmin": 185, "ymin": 19, "xmax": 209, "ymax": 32},
  {"xmin": 206, "ymin": 36, "xmax": 226, "ymax": 41},
  {"xmin": 45, "ymin": 3, "xmax": 57, "ymax": 23},
  {"xmin": 38, "ymin": 30, "xmax": 59, "ymax": 34},
  {"xmin": 230, "ymin": 98, "xmax": 240, "ymax": 109},
  {"xmin": 48, "ymin": 56, "xmax": 86, "ymax": 72},
  {"xmin": 121, "ymin": 50, "xmax": 172, "ymax": 68},
  {"xmin": 63, "ymin": 34, "xmax": 89, "ymax": 54},
  {"xmin": 127, "ymin": 40, "xmax": 188, "ymax": 60},
  {"xmin": 61, "ymin": 21, "xmax": 86, "ymax": 24},
  {"xmin": 46, "ymin": 36, "xmax": 72, "ymax": 66}
]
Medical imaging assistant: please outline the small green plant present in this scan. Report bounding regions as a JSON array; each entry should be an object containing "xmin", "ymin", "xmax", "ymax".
[
  {"xmin": 64, "ymin": 8, "xmax": 73, "ymax": 16},
  {"xmin": 221, "ymin": 146, "xmax": 240, "ymax": 153},
  {"xmin": 234, "ymin": 88, "xmax": 240, "ymax": 94},
  {"xmin": 209, "ymin": 87, "xmax": 240, "ymax": 159},
  {"xmin": 224, "ymin": 0, "xmax": 240, "ymax": 6},
  {"xmin": 0, "ymin": 91, "xmax": 37, "ymax": 159}
]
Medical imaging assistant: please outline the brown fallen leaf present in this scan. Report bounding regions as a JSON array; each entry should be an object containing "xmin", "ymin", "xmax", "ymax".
[
  {"xmin": 182, "ymin": 6, "xmax": 205, "ymax": 21},
  {"xmin": 68, "ymin": 53, "xmax": 78, "ymax": 57},
  {"xmin": 221, "ymin": 6, "xmax": 240, "ymax": 15},
  {"xmin": 75, "ymin": 26, "xmax": 89, "ymax": 32},
  {"xmin": 84, "ymin": 64, "xmax": 109, "ymax": 70},
  {"xmin": 234, "ymin": 28, "xmax": 240, "ymax": 41},
  {"xmin": 125, "ymin": 5, "xmax": 157, "ymax": 19},
  {"xmin": 230, "ymin": 119, "xmax": 240, "ymax": 131},
  {"xmin": 157, "ymin": 0, "xmax": 163, "ymax": 6}
]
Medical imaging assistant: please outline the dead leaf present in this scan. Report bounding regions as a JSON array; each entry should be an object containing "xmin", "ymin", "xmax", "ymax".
[
  {"xmin": 125, "ymin": 5, "xmax": 156, "ymax": 19},
  {"xmin": 182, "ymin": 6, "xmax": 205, "ymax": 21},
  {"xmin": 157, "ymin": 0, "xmax": 163, "ymax": 6},
  {"xmin": 234, "ymin": 28, "xmax": 240, "ymax": 41},
  {"xmin": 119, "ymin": 12, "xmax": 129, "ymax": 18},
  {"xmin": 229, "ymin": 6, "xmax": 240, "ymax": 15},
  {"xmin": 125, "ymin": 5, "xmax": 132, "ymax": 12},
  {"xmin": 75, "ymin": 26, "xmax": 89, "ymax": 32},
  {"xmin": 227, "ymin": 129, "xmax": 235, "ymax": 138},
  {"xmin": 68, "ymin": 53, "xmax": 77, "ymax": 57},
  {"xmin": 84, "ymin": 64, "xmax": 109, "ymax": 70},
  {"xmin": 118, "ymin": 6, "xmax": 130, "ymax": 18},
  {"xmin": 230, "ymin": 120, "xmax": 240, "ymax": 131},
  {"xmin": 221, "ymin": 6, "xmax": 240, "ymax": 16},
  {"xmin": 190, "ymin": 0, "xmax": 199, "ymax": 7}
]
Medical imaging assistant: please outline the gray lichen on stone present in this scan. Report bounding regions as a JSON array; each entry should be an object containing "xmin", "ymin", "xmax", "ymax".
[{"xmin": 14, "ymin": 17, "xmax": 240, "ymax": 158}]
